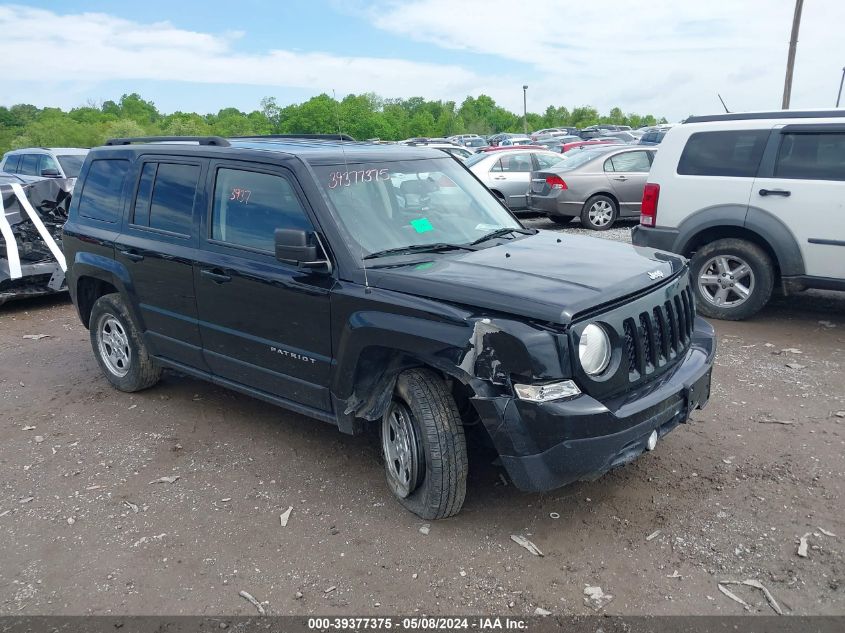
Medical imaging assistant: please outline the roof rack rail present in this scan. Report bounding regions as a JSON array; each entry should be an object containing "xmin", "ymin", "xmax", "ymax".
[
  {"xmin": 684, "ymin": 110, "xmax": 845, "ymax": 123},
  {"xmin": 104, "ymin": 136, "xmax": 231, "ymax": 146},
  {"xmin": 230, "ymin": 133, "xmax": 356, "ymax": 142}
]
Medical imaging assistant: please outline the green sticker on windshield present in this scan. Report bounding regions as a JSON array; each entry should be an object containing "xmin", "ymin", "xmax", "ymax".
[{"xmin": 410, "ymin": 217, "xmax": 433, "ymax": 233}]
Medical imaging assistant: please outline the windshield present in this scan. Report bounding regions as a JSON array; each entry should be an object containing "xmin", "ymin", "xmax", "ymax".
[
  {"xmin": 313, "ymin": 158, "xmax": 521, "ymax": 259},
  {"xmin": 57, "ymin": 154, "xmax": 86, "ymax": 178}
]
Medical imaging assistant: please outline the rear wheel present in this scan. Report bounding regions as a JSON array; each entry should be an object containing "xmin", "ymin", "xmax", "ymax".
[
  {"xmin": 89, "ymin": 293, "xmax": 161, "ymax": 391},
  {"xmin": 580, "ymin": 195, "xmax": 618, "ymax": 230},
  {"xmin": 381, "ymin": 368, "xmax": 467, "ymax": 519},
  {"xmin": 690, "ymin": 238, "xmax": 774, "ymax": 321}
]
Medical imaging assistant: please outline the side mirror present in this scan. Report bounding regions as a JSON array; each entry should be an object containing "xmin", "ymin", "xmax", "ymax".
[
  {"xmin": 40, "ymin": 168, "xmax": 60, "ymax": 177},
  {"xmin": 274, "ymin": 228, "xmax": 331, "ymax": 272}
]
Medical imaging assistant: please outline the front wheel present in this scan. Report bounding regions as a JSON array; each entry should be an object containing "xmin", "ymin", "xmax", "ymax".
[
  {"xmin": 381, "ymin": 368, "xmax": 467, "ymax": 519},
  {"xmin": 690, "ymin": 238, "xmax": 774, "ymax": 321},
  {"xmin": 580, "ymin": 195, "xmax": 618, "ymax": 230}
]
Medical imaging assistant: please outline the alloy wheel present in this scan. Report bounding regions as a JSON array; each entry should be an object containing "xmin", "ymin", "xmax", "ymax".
[
  {"xmin": 698, "ymin": 255, "xmax": 755, "ymax": 308},
  {"xmin": 97, "ymin": 315, "xmax": 132, "ymax": 377},
  {"xmin": 587, "ymin": 200, "xmax": 614, "ymax": 227}
]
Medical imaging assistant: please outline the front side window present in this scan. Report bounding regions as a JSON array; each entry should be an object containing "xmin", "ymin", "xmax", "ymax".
[
  {"xmin": 211, "ymin": 168, "xmax": 312, "ymax": 252},
  {"xmin": 57, "ymin": 154, "xmax": 86, "ymax": 178},
  {"xmin": 77, "ymin": 159, "xmax": 130, "ymax": 223},
  {"xmin": 132, "ymin": 162, "xmax": 200, "ymax": 235},
  {"xmin": 19, "ymin": 154, "xmax": 39, "ymax": 176},
  {"xmin": 38, "ymin": 154, "xmax": 60, "ymax": 175},
  {"xmin": 775, "ymin": 132, "xmax": 845, "ymax": 181},
  {"xmin": 313, "ymin": 158, "xmax": 521, "ymax": 258},
  {"xmin": 677, "ymin": 130, "xmax": 769, "ymax": 177}
]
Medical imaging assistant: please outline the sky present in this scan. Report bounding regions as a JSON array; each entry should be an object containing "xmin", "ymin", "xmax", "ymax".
[{"xmin": 1, "ymin": 0, "xmax": 843, "ymax": 122}]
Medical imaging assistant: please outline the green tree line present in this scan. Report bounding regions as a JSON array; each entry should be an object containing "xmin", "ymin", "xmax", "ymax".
[{"xmin": 0, "ymin": 92, "xmax": 668, "ymax": 155}]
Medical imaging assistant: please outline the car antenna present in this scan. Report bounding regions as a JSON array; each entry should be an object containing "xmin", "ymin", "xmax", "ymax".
[
  {"xmin": 333, "ymin": 89, "xmax": 370, "ymax": 293},
  {"xmin": 717, "ymin": 93, "xmax": 731, "ymax": 113}
]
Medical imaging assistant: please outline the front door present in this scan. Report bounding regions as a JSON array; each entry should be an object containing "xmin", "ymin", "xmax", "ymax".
[
  {"xmin": 603, "ymin": 150, "xmax": 653, "ymax": 216},
  {"xmin": 751, "ymin": 125, "xmax": 845, "ymax": 280},
  {"xmin": 194, "ymin": 161, "xmax": 334, "ymax": 411}
]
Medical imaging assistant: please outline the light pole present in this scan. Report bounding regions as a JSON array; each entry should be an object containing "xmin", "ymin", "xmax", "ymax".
[
  {"xmin": 522, "ymin": 85, "xmax": 528, "ymax": 135},
  {"xmin": 837, "ymin": 67, "xmax": 845, "ymax": 107},
  {"xmin": 781, "ymin": 0, "xmax": 804, "ymax": 109}
]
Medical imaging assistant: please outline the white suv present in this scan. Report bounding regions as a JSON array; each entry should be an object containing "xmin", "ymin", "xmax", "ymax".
[{"xmin": 632, "ymin": 110, "xmax": 845, "ymax": 320}]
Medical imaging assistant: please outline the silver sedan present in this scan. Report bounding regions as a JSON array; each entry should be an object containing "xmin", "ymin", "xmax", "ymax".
[
  {"xmin": 527, "ymin": 145, "xmax": 656, "ymax": 230},
  {"xmin": 466, "ymin": 149, "xmax": 565, "ymax": 211}
]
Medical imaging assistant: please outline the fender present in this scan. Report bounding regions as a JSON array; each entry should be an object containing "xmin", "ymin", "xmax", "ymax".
[
  {"xmin": 674, "ymin": 204, "xmax": 805, "ymax": 277},
  {"xmin": 70, "ymin": 252, "xmax": 146, "ymax": 329}
]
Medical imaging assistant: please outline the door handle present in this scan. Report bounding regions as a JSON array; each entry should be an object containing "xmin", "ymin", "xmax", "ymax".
[
  {"xmin": 759, "ymin": 188, "xmax": 791, "ymax": 197},
  {"xmin": 612, "ymin": 176, "xmax": 628, "ymax": 181},
  {"xmin": 118, "ymin": 249, "xmax": 144, "ymax": 262},
  {"xmin": 492, "ymin": 176, "xmax": 506, "ymax": 180},
  {"xmin": 201, "ymin": 268, "xmax": 232, "ymax": 284}
]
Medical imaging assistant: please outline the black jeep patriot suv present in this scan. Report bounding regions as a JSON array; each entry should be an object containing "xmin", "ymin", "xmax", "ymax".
[{"xmin": 63, "ymin": 135, "xmax": 715, "ymax": 519}]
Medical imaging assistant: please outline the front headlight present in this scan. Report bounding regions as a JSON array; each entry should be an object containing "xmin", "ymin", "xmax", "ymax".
[
  {"xmin": 514, "ymin": 380, "xmax": 580, "ymax": 402},
  {"xmin": 579, "ymin": 323, "xmax": 611, "ymax": 376}
]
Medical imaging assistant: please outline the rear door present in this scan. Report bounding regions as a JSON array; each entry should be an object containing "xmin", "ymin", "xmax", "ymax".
[
  {"xmin": 603, "ymin": 149, "xmax": 654, "ymax": 216},
  {"xmin": 193, "ymin": 160, "xmax": 334, "ymax": 411},
  {"xmin": 489, "ymin": 153, "xmax": 532, "ymax": 208},
  {"xmin": 752, "ymin": 124, "xmax": 845, "ymax": 279},
  {"xmin": 115, "ymin": 157, "xmax": 207, "ymax": 370}
]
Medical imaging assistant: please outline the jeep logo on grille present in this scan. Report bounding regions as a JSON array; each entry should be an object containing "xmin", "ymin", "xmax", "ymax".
[{"xmin": 647, "ymin": 270, "xmax": 665, "ymax": 280}]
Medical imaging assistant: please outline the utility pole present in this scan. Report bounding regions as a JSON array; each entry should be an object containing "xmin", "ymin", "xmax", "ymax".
[
  {"xmin": 781, "ymin": 0, "xmax": 804, "ymax": 109},
  {"xmin": 837, "ymin": 67, "xmax": 845, "ymax": 107},
  {"xmin": 522, "ymin": 85, "xmax": 528, "ymax": 134}
]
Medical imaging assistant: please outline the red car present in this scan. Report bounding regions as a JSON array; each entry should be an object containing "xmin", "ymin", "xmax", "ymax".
[
  {"xmin": 560, "ymin": 139, "xmax": 618, "ymax": 153},
  {"xmin": 476, "ymin": 144, "xmax": 544, "ymax": 153}
]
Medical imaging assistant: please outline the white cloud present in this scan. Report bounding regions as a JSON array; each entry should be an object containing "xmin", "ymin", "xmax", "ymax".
[
  {"xmin": 369, "ymin": 0, "xmax": 845, "ymax": 120},
  {"xmin": 0, "ymin": 5, "xmax": 489, "ymax": 107}
]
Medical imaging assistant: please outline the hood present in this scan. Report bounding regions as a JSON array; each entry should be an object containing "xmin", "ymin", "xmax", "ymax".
[{"xmin": 367, "ymin": 230, "xmax": 686, "ymax": 324}]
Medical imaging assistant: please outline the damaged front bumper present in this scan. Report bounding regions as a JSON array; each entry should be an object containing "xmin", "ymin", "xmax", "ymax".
[{"xmin": 472, "ymin": 317, "xmax": 715, "ymax": 492}]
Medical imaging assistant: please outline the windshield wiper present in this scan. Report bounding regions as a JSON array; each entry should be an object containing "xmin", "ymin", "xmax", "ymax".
[
  {"xmin": 469, "ymin": 227, "xmax": 535, "ymax": 246},
  {"xmin": 362, "ymin": 242, "xmax": 472, "ymax": 260}
]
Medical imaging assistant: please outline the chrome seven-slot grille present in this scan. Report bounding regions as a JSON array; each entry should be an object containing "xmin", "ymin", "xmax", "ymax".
[{"xmin": 622, "ymin": 284, "xmax": 696, "ymax": 380}]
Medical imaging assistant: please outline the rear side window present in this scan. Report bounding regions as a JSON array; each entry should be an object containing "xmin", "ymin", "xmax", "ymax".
[
  {"xmin": 132, "ymin": 162, "xmax": 200, "ymax": 236},
  {"xmin": 775, "ymin": 133, "xmax": 845, "ymax": 181},
  {"xmin": 77, "ymin": 159, "xmax": 130, "ymax": 223},
  {"xmin": 605, "ymin": 151, "xmax": 651, "ymax": 172},
  {"xmin": 19, "ymin": 154, "xmax": 39, "ymax": 176},
  {"xmin": 3, "ymin": 154, "xmax": 21, "ymax": 173},
  {"xmin": 211, "ymin": 168, "xmax": 311, "ymax": 252},
  {"xmin": 677, "ymin": 130, "xmax": 769, "ymax": 177}
]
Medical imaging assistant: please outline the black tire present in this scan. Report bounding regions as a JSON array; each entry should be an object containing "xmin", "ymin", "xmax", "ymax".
[
  {"xmin": 549, "ymin": 215, "xmax": 575, "ymax": 225},
  {"xmin": 492, "ymin": 190, "xmax": 507, "ymax": 206},
  {"xmin": 580, "ymin": 194, "xmax": 618, "ymax": 230},
  {"xmin": 89, "ymin": 293, "xmax": 161, "ymax": 392},
  {"xmin": 690, "ymin": 238, "xmax": 774, "ymax": 321},
  {"xmin": 381, "ymin": 368, "xmax": 467, "ymax": 519}
]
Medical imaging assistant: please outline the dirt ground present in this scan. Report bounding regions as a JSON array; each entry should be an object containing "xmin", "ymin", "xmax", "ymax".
[{"xmin": 1, "ymin": 220, "xmax": 843, "ymax": 617}]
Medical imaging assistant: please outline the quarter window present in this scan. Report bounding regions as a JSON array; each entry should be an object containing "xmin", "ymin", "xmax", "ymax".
[
  {"xmin": 132, "ymin": 162, "xmax": 200, "ymax": 235},
  {"xmin": 77, "ymin": 159, "xmax": 131, "ymax": 223},
  {"xmin": 211, "ymin": 168, "xmax": 311, "ymax": 252},
  {"xmin": 774, "ymin": 132, "xmax": 845, "ymax": 181},
  {"xmin": 3, "ymin": 154, "xmax": 21, "ymax": 173},
  {"xmin": 677, "ymin": 130, "xmax": 769, "ymax": 177}
]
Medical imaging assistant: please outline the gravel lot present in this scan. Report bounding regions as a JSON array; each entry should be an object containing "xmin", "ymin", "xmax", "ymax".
[{"xmin": 1, "ymin": 220, "xmax": 843, "ymax": 617}]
